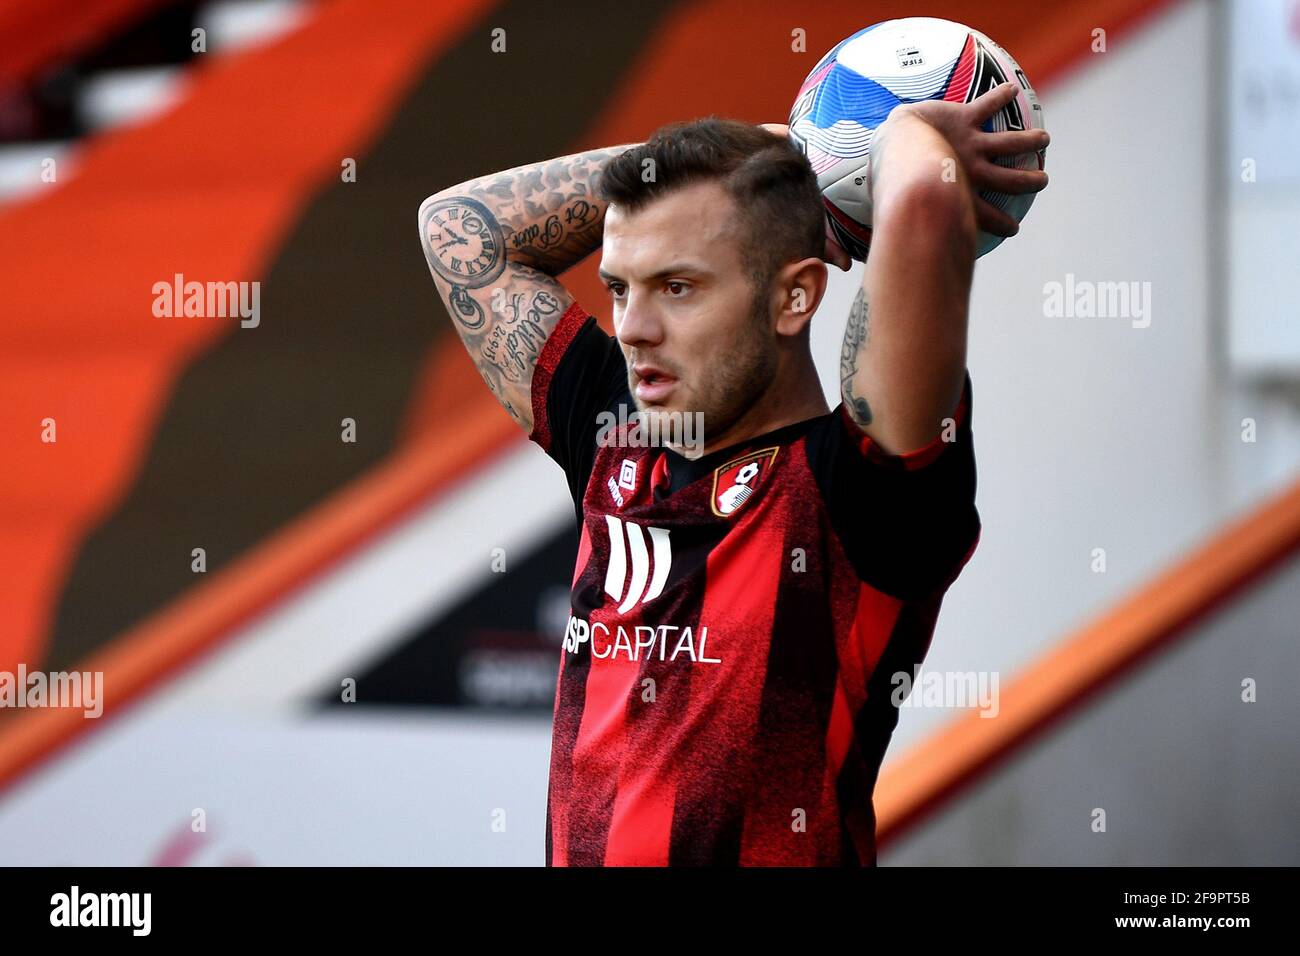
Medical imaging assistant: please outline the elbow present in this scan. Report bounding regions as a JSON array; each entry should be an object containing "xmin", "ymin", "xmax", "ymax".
[{"xmin": 874, "ymin": 173, "xmax": 977, "ymax": 263}]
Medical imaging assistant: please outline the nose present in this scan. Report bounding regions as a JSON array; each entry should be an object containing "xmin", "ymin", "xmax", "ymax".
[{"xmin": 614, "ymin": 289, "xmax": 665, "ymax": 350}]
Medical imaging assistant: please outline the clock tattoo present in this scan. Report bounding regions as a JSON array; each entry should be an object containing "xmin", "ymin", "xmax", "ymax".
[{"xmin": 422, "ymin": 195, "xmax": 506, "ymax": 290}]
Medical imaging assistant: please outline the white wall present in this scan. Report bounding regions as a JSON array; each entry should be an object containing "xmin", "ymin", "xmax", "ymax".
[{"xmin": 882, "ymin": 551, "xmax": 1300, "ymax": 865}]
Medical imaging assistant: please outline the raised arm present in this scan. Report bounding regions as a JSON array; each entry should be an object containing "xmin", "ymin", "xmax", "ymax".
[
  {"xmin": 840, "ymin": 82, "xmax": 1048, "ymax": 454},
  {"xmin": 417, "ymin": 143, "xmax": 637, "ymax": 432}
]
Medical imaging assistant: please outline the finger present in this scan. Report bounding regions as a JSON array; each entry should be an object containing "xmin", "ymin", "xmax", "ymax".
[
  {"xmin": 827, "ymin": 236, "xmax": 852, "ymax": 271},
  {"xmin": 975, "ymin": 197, "xmax": 1019, "ymax": 238},
  {"xmin": 971, "ymin": 81, "xmax": 1020, "ymax": 123},
  {"xmin": 980, "ymin": 128, "xmax": 1050, "ymax": 158},
  {"xmin": 823, "ymin": 221, "xmax": 852, "ymax": 270},
  {"xmin": 973, "ymin": 162, "xmax": 1048, "ymax": 195}
]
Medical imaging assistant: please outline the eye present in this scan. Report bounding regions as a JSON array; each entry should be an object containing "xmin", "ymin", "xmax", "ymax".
[
  {"xmin": 665, "ymin": 281, "xmax": 689, "ymax": 296},
  {"xmin": 606, "ymin": 282, "xmax": 626, "ymax": 299}
]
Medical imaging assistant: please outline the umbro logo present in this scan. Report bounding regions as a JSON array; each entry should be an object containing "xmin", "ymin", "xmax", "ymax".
[
  {"xmin": 603, "ymin": 515, "xmax": 671, "ymax": 613},
  {"xmin": 607, "ymin": 458, "xmax": 638, "ymax": 508}
]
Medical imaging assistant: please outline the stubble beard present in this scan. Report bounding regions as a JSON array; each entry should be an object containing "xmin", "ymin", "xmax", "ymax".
[{"xmin": 635, "ymin": 285, "xmax": 776, "ymax": 455}]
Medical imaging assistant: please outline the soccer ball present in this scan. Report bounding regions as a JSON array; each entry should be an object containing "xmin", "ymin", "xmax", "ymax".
[{"xmin": 788, "ymin": 17, "xmax": 1046, "ymax": 259}]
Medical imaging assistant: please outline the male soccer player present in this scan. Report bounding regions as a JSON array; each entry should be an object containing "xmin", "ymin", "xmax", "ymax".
[{"xmin": 418, "ymin": 82, "xmax": 1048, "ymax": 865}]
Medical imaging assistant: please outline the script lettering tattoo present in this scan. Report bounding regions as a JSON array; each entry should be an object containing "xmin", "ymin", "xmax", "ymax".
[
  {"xmin": 509, "ymin": 215, "xmax": 564, "ymax": 254},
  {"xmin": 840, "ymin": 286, "xmax": 873, "ymax": 426},
  {"xmin": 481, "ymin": 289, "xmax": 563, "ymax": 382},
  {"xmin": 506, "ymin": 198, "xmax": 604, "ymax": 260}
]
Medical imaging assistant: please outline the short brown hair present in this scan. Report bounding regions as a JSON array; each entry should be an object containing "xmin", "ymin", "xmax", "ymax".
[{"xmin": 595, "ymin": 116, "xmax": 824, "ymax": 294}]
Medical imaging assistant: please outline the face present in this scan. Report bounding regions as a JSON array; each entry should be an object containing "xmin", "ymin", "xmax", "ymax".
[{"xmin": 600, "ymin": 180, "xmax": 777, "ymax": 448}]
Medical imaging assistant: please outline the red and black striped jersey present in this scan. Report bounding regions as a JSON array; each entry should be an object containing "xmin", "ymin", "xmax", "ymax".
[{"xmin": 528, "ymin": 301, "xmax": 981, "ymax": 866}]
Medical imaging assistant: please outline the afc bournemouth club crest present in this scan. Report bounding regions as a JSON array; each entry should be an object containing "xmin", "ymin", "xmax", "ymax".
[{"xmin": 710, "ymin": 446, "xmax": 779, "ymax": 518}]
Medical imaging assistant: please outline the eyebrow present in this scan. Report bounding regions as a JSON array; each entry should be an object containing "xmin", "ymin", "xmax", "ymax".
[{"xmin": 598, "ymin": 263, "xmax": 713, "ymax": 283}]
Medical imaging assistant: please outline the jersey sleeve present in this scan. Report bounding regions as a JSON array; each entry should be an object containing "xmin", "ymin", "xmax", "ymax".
[
  {"xmin": 527, "ymin": 301, "xmax": 629, "ymax": 513},
  {"xmin": 808, "ymin": 370, "xmax": 981, "ymax": 602}
]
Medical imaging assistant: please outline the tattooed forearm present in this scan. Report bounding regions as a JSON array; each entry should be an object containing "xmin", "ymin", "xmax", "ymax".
[
  {"xmin": 840, "ymin": 285, "xmax": 873, "ymax": 426},
  {"xmin": 419, "ymin": 190, "xmax": 577, "ymax": 431},
  {"xmin": 417, "ymin": 143, "xmax": 636, "ymax": 433}
]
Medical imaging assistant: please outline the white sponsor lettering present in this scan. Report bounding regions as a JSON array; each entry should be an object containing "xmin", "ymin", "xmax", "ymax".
[{"xmin": 563, "ymin": 613, "xmax": 720, "ymax": 664}]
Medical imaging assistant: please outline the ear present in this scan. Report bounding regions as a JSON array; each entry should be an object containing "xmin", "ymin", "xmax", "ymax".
[{"xmin": 774, "ymin": 257, "xmax": 828, "ymax": 336}]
